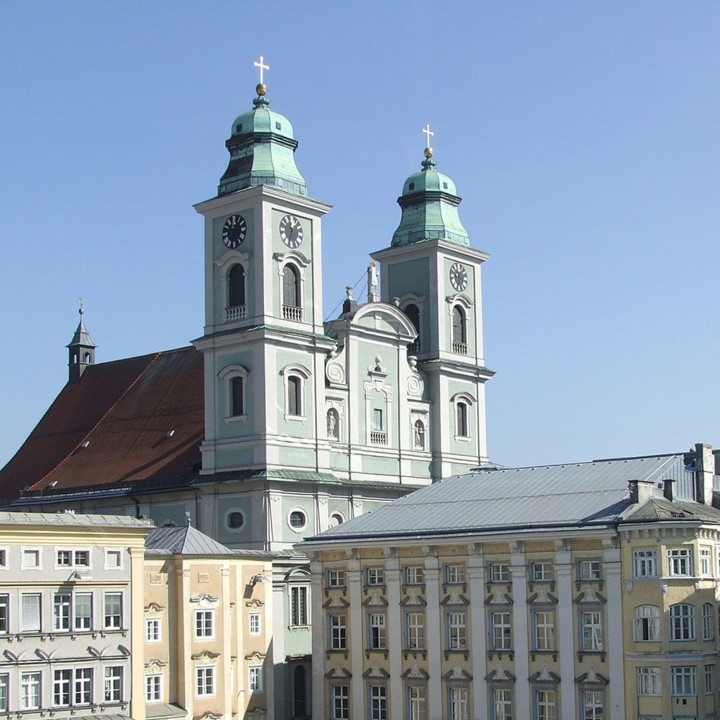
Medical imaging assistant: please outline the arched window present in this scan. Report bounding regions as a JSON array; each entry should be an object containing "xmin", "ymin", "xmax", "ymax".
[
  {"xmin": 452, "ymin": 306, "xmax": 467, "ymax": 354},
  {"xmin": 288, "ymin": 376, "xmax": 302, "ymax": 417},
  {"xmin": 413, "ymin": 419, "xmax": 426, "ymax": 450},
  {"xmin": 456, "ymin": 402, "xmax": 469, "ymax": 438},
  {"xmin": 228, "ymin": 264, "xmax": 246, "ymax": 318},
  {"xmin": 633, "ymin": 605, "xmax": 659, "ymax": 641},
  {"xmin": 230, "ymin": 376, "xmax": 244, "ymax": 417},
  {"xmin": 327, "ymin": 409, "xmax": 340, "ymax": 440},
  {"xmin": 669, "ymin": 603, "xmax": 695, "ymax": 641},
  {"xmin": 404, "ymin": 303, "xmax": 421, "ymax": 353},
  {"xmin": 283, "ymin": 264, "xmax": 301, "ymax": 321}
]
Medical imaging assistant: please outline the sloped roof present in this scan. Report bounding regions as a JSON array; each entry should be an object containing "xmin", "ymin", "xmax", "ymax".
[
  {"xmin": 0, "ymin": 510, "xmax": 153, "ymax": 529},
  {"xmin": 625, "ymin": 497, "xmax": 720, "ymax": 523},
  {"xmin": 304, "ymin": 454, "xmax": 686, "ymax": 544},
  {"xmin": 146, "ymin": 524, "xmax": 236, "ymax": 555},
  {"xmin": 0, "ymin": 347, "xmax": 204, "ymax": 501}
]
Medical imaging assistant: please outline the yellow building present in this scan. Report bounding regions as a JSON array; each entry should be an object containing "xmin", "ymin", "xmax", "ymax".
[
  {"xmin": 143, "ymin": 523, "xmax": 274, "ymax": 720},
  {"xmin": 303, "ymin": 445, "xmax": 720, "ymax": 720}
]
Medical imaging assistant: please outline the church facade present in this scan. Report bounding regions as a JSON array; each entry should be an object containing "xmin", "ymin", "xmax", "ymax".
[{"xmin": 0, "ymin": 66, "xmax": 494, "ymax": 720}]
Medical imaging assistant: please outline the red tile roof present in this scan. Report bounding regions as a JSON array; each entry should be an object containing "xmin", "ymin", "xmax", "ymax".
[{"xmin": 0, "ymin": 347, "xmax": 204, "ymax": 501}]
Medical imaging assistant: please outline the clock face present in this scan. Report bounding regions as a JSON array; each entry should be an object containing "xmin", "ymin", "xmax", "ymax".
[
  {"xmin": 449, "ymin": 263, "xmax": 468, "ymax": 292},
  {"xmin": 222, "ymin": 214, "xmax": 247, "ymax": 249},
  {"xmin": 279, "ymin": 214, "xmax": 304, "ymax": 249}
]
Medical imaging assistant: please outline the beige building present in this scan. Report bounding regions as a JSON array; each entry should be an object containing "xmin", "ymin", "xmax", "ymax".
[
  {"xmin": 0, "ymin": 510, "xmax": 152, "ymax": 720},
  {"xmin": 303, "ymin": 444, "xmax": 720, "ymax": 720},
  {"xmin": 143, "ymin": 523, "xmax": 274, "ymax": 720}
]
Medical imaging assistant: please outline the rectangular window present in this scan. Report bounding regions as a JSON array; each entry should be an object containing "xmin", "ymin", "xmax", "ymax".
[
  {"xmin": 327, "ymin": 570, "xmax": 346, "ymax": 587},
  {"xmin": 404, "ymin": 566, "xmax": 424, "ymax": 585},
  {"xmin": 445, "ymin": 564, "xmax": 466, "ymax": 584},
  {"xmin": 331, "ymin": 685, "xmax": 349, "ymax": 720},
  {"xmin": 21, "ymin": 593, "xmax": 41, "ymax": 633},
  {"xmin": 21, "ymin": 672, "xmax": 41, "ymax": 710},
  {"xmin": 703, "ymin": 604, "xmax": 714, "ymax": 640},
  {"xmin": 196, "ymin": 667, "xmax": 215, "ymax": 697},
  {"xmin": 671, "ymin": 666, "xmax": 696, "ymax": 696},
  {"xmin": 368, "ymin": 613, "xmax": 386, "ymax": 649},
  {"xmin": 668, "ymin": 548, "xmax": 693, "ymax": 576},
  {"xmin": 492, "ymin": 688, "xmax": 512, "ymax": 720},
  {"xmin": 54, "ymin": 592, "xmax": 71, "ymax": 631},
  {"xmin": 54, "ymin": 669, "xmax": 72, "ymax": 706},
  {"xmin": 456, "ymin": 402, "xmax": 468, "ymax": 437},
  {"xmin": 705, "ymin": 664, "xmax": 713, "ymax": 694},
  {"xmin": 249, "ymin": 666, "xmax": 263, "ymax": 693},
  {"xmin": 74, "ymin": 668, "xmax": 92, "ymax": 705},
  {"xmin": 533, "ymin": 611, "xmax": 555, "ymax": 651},
  {"xmin": 366, "ymin": 568, "xmax": 385, "ymax": 586},
  {"xmin": 194, "ymin": 609, "xmax": 214, "ymax": 638},
  {"xmin": 637, "ymin": 667, "xmax": 661, "ymax": 695},
  {"xmin": 373, "ymin": 409, "xmax": 384, "ymax": 432},
  {"xmin": 104, "ymin": 667, "xmax": 123, "ymax": 703},
  {"xmin": 290, "ymin": 586, "xmax": 309, "ymax": 626},
  {"xmin": 670, "ymin": 604, "xmax": 695, "ymax": 641},
  {"xmin": 105, "ymin": 549, "xmax": 122, "ymax": 569},
  {"xmin": 405, "ymin": 612, "xmax": 425, "ymax": 650},
  {"xmin": 57, "ymin": 550, "xmax": 72, "ymax": 566},
  {"xmin": 0, "ymin": 595, "xmax": 7, "ymax": 634},
  {"xmin": 491, "ymin": 611, "xmax": 512, "ymax": 650},
  {"xmin": 407, "ymin": 686, "xmax": 427, "ymax": 720},
  {"xmin": 0, "ymin": 549, "xmax": 5, "ymax": 567},
  {"xmin": 578, "ymin": 560, "xmax": 602, "ymax": 581},
  {"xmin": 23, "ymin": 548, "xmax": 40, "ymax": 569},
  {"xmin": 74, "ymin": 551, "xmax": 90, "ymax": 567},
  {"xmin": 531, "ymin": 561, "xmax": 553, "ymax": 582},
  {"xmin": 56, "ymin": 549, "xmax": 90, "ymax": 567},
  {"xmin": 701, "ymin": 548, "xmax": 712, "ymax": 576},
  {"xmin": 249, "ymin": 613, "xmax": 261, "ymax": 635},
  {"xmin": 582, "ymin": 690, "xmax": 603, "ymax": 720},
  {"xmin": 146, "ymin": 618, "xmax": 161, "ymax": 642},
  {"xmin": 104, "ymin": 592, "xmax": 122, "ymax": 629},
  {"xmin": 535, "ymin": 689, "xmax": 556, "ymax": 720},
  {"xmin": 489, "ymin": 563, "xmax": 510, "ymax": 583},
  {"xmin": 146, "ymin": 675, "xmax": 162, "ymax": 702},
  {"xmin": 447, "ymin": 611, "xmax": 467, "ymax": 650},
  {"xmin": 369, "ymin": 685, "xmax": 387, "ymax": 720},
  {"xmin": 448, "ymin": 687, "xmax": 468, "ymax": 720},
  {"xmin": 634, "ymin": 605, "xmax": 659, "ymax": 641},
  {"xmin": 581, "ymin": 611, "xmax": 603, "ymax": 651},
  {"xmin": 75, "ymin": 592, "xmax": 92, "ymax": 631},
  {"xmin": 0, "ymin": 674, "xmax": 7, "ymax": 712},
  {"xmin": 633, "ymin": 549, "xmax": 657, "ymax": 578},
  {"xmin": 329, "ymin": 614, "xmax": 347, "ymax": 650}
]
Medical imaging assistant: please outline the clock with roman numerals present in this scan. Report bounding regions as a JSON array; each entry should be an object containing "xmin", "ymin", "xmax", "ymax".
[
  {"xmin": 222, "ymin": 214, "xmax": 247, "ymax": 248},
  {"xmin": 449, "ymin": 262, "xmax": 468, "ymax": 292}
]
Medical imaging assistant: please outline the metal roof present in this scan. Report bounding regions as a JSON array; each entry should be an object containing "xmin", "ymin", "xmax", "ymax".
[
  {"xmin": 304, "ymin": 455, "xmax": 686, "ymax": 543},
  {"xmin": 0, "ymin": 510, "xmax": 153, "ymax": 529},
  {"xmin": 145, "ymin": 524, "xmax": 236, "ymax": 555}
]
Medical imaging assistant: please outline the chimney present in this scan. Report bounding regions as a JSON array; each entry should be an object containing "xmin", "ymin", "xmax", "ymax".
[
  {"xmin": 695, "ymin": 442, "xmax": 715, "ymax": 505},
  {"xmin": 629, "ymin": 479, "xmax": 655, "ymax": 504}
]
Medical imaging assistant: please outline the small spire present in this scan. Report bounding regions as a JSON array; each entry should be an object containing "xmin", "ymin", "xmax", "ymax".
[
  {"xmin": 253, "ymin": 55, "xmax": 270, "ymax": 108},
  {"xmin": 421, "ymin": 123, "xmax": 436, "ymax": 170},
  {"xmin": 67, "ymin": 299, "xmax": 97, "ymax": 383}
]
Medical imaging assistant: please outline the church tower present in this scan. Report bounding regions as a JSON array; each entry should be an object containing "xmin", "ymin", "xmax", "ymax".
[
  {"xmin": 193, "ymin": 61, "xmax": 334, "ymax": 476},
  {"xmin": 67, "ymin": 303, "xmax": 96, "ymax": 383},
  {"xmin": 371, "ymin": 128, "xmax": 494, "ymax": 478}
]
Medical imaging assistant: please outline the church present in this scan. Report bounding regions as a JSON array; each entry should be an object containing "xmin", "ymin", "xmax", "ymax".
[{"xmin": 0, "ymin": 60, "xmax": 494, "ymax": 719}]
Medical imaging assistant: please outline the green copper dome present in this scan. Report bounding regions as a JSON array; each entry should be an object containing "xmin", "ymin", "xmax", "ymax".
[
  {"xmin": 391, "ymin": 151, "xmax": 469, "ymax": 247},
  {"xmin": 218, "ymin": 85, "xmax": 307, "ymax": 197}
]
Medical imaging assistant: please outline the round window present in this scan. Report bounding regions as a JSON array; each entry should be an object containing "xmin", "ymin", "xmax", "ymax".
[
  {"xmin": 289, "ymin": 509, "xmax": 307, "ymax": 530},
  {"xmin": 329, "ymin": 512, "xmax": 345, "ymax": 528},
  {"xmin": 227, "ymin": 510, "xmax": 245, "ymax": 530}
]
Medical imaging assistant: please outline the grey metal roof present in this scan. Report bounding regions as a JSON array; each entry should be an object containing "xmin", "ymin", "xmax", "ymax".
[
  {"xmin": 0, "ymin": 510, "xmax": 153, "ymax": 529},
  {"xmin": 145, "ymin": 524, "xmax": 235, "ymax": 555},
  {"xmin": 145, "ymin": 703, "xmax": 187, "ymax": 720},
  {"xmin": 304, "ymin": 455, "xmax": 686, "ymax": 544}
]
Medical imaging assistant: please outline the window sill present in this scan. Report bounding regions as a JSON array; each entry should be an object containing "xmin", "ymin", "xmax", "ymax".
[
  {"xmin": 285, "ymin": 414, "xmax": 306, "ymax": 423},
  {"xmin": 224, "ymin": 414, "xmax": 248, "ymax": 425}
]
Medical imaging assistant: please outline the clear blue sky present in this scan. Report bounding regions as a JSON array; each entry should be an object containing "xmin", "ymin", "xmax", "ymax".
[{"xmin": 1, "ymin": 2, "xmax": 718, "ymax": 469}]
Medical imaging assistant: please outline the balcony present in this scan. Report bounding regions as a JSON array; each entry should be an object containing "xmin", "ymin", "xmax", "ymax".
[
  {"xmin": 283, "ymin": 305, "xmax": 303, "ymax": 322},
  {"xmin": 452, "ymin": 341, "xmax": 468, "ymax": 355},
  {"xmin": 370, "ymin": 431, "xmax": 387, "ymax": 446},
  {"xmin": 225, "ymin": 305, "xmax": 246, "ymax": 322}
]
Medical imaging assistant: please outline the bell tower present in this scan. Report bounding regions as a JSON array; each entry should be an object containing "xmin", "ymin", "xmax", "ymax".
[
  {"xmin": 372, "ymin": 126, "xmax": 494, "ymax": 476},
  {"xmin": 193, "ymin": 60, "xmax": 333, "ymax": 476},
  {"xmin": 67, "ymin": 301, "xmax": 96, "ymax": 384}
]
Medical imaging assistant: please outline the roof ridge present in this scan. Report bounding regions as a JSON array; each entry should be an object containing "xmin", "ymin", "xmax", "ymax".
[{"xmin": 29, "ymin": 353, "xmax": 163, "ymax": 491}]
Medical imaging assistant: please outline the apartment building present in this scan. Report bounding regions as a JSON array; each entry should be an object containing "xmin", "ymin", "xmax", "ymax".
[
  {"xmin": 303, "ymin": 445, "xmax": 720, "ymax": 720},
  {"xmin": 0, "ymin": 510, "xmax": 152, "ymax": 720}
]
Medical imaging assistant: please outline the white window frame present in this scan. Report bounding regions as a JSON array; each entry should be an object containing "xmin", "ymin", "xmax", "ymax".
[
  {"xmin": 534, "ymin": 688, "xmax": 556, "ymax": 720},
  {"xmin": 633, "ymin": 549, "xmax": 657, "ymax": 578},
  {"xmin": 145, "ymin": 674, "xmax": 162, "ymax": 703},
  {"xmin": 0, "ymin": 595, "xmax": 7, "ymax": 634},
  {"xmin": 74, "ymin": 668, "xmax": 92, "ymax": 706},
  {"xmin": 104, "ymin": 592, "xmax": 123, "ymax": 630},
  {"xmin": 637, "ymin": 667, "xmax": 661, "ymax": 695},
  {"xmin": 407, "ymin": 685, "xmax": 427, "ymax": 720},
  {"xmin": 633, "ymin": 605, "xmax": 660, "ymax": 642},
  {"xmin": 290, "ymin": 585, "xmax": 309, "ymax": 626},
  {"xmin": 671, "ymin": 666, "xmax": 696, "ymax": 696},
  {"xmin": 369, "ymin": 684, "xmax": 387, "ymax": 720},
  {"xmin": 330, "ymin": 684, "xmax": 349, "ymax": 720},
  {"xmin": 492, "ymin": 688, "xmax": 513, "ymax": 720},
  {"xmin": 533, "ymin": 611, "xmax": 555, "ymax": 651},
  {"xmin": 366, "ymin": 568, "xmax": 385, "ymax": 586},
  {"xmin": 146, "ymin": 617, "xmax": 161, "ymax": 643},
  {"xmin": 489, "ymin": 563, "xmax": 510, "ymax": 583},
  {"xmin": 329, "ymin": 614, "xmax": 347, "ymax": 650},
  {"xmin": 491, "ymin": 611, "xmax": 512, "ymax": 650},
  {"xmin": 448, "ymin": 686, "xmax": 469, "ymax": 720},
  {"xmin": 581, "ymin": 690, "xmax": 604, "ymax": 720},
  {"xmin": 368, "ymin": 612, "xmax": 387, "ymax": 650},
  {"xmin": 249, "ymin": 666, "xmax": 263, "ymax": 693},
  {"xmin": 21, "ymin": 593, "xmax": 42, "ymax": 633},
  {"xmin": 404, "ymin": 566, "xmax": 424, "ymax": 585},
  {"xmin": 327, "ymin": 569, "xmax": 346, "ymax": 588},
  {"xmin": 702, "ymin": 602, "xmax": 714, "ymax": 640},
  {"xmin": 581, "ymin": 610, "xmax": 603, "ymax": 652},
  {"xmin": 667, "ymin": 548, "xmax": 693, "ymax": 577},
  {"xmin": 194, "ymin": 609, "xmax": 215, "ymax": 639},
  {"xmin": 669, "ymin": 603, "xmax": 695, "ymax": 641},
  {"xmin": 0, "ymin": 673, "xmax": 7, "ymax": 712},
  {"xmin": 447, "ymin": 611, "xmax": 467, "ymax": 651},
  {"xmin": 21, "ymin": 672, "xmax": 41, "ymax": 710},
  {"xmin": 405, "ymin": 611, "xmax": 425, "ymax": 650},
  {"xmin": 56, "ymin": 548, "xmax": 91, "ymax": 569},
  {"xmin": 196, "ymin": 666, "xmax": 215, "ymax": 697},
  {"xmin": 531, "ymin": 561, "xmax": 553, "ymax": 582},
  {"xmin": 104, "ymin": 667, "xmax": 123, "ymax": 703},
  {"xmin": 445, "ymin": 564, "xmax": 466, "ymax": 584},
  {"xmin": 249, "ymin": 612, "xmax": 261, "ymax": 636},
  {"xmin": 105, "ymin": 548, "xmax": 123, "ymax": 570},
  {"xmin": 22, "ymin": 547, "xmax": 41, "ymax": 570},
  {"xmin": 578, "ymin": 559, "xmax": 601, "ymax": 581}
]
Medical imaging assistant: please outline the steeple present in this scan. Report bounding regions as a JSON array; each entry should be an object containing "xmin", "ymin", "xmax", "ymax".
[
  {"xmin": 67, "ymin": 301, "xmax": 96, "ymax": 384},
  {"xmin": 218, "ymin": 56, "xmax": 307, "ymax": 197},
  {"xmin": 391, "ymin": 125, "xmax": 470, "ymax": 247}
]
